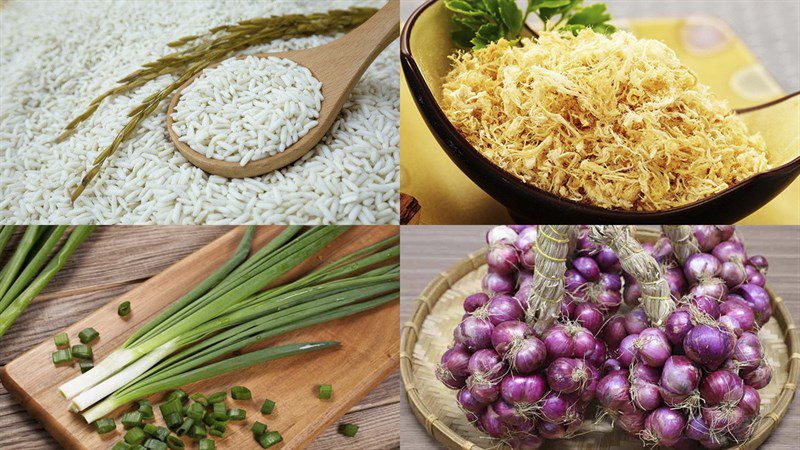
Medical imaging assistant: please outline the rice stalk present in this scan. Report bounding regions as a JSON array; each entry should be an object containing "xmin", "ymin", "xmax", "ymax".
[{"xmin": 60, "ymin": 7, "xmax": 378, "ymax": 201}]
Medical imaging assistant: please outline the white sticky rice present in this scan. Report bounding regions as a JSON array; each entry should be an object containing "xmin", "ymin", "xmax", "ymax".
[{"xmin": 0, "ymin": 0, "xmax": 398, "ymax": 224}]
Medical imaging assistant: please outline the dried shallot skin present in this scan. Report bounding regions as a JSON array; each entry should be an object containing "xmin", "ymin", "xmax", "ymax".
[{"xmin": 441, "ymin": 30, "xmax": 769, "ymax": 211}]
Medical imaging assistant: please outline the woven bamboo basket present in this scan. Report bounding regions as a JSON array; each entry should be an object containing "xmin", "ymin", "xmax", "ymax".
[{"xmin": 401, "ymin": 229, "xmax": 800, "ymax": 450}]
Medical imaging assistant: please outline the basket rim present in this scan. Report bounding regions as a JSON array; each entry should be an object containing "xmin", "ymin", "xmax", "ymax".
[{"xmin": 400, "ymin": 229, "xmax": 800, "ymax": 450}]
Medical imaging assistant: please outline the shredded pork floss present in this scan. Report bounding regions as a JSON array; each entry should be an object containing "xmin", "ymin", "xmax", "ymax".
[{"xmin": 442, "ymin": 30, "xmax": 770, "ymax": 211}]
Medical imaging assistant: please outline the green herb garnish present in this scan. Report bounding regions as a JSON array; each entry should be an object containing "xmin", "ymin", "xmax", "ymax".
[{"xmin": 446, "ymin": 0, "xmax": 614, "ymax": 49}]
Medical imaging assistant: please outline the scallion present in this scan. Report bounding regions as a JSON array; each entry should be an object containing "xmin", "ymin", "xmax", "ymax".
[
  {"xmin": 251, "ymin": 421, "xmax": 267, "ymax": 436},
  {"xmin": 79, "ymin": 360, "xmax": 94, "ymax": 373},
  {"xmin": 207, "ymin": 392, "xmax": 226, "ymax": 404},
  {"xmin": 53, "ymin": 349, "xmax": 72, "ymax": 365},
  {"xmin": 143, "ymin": 438, "xmax": 167, "ymax": 450},
  {"xmin": 176, "ymin": 418, "xmax": 194, "ymax": 436},
  {"xmin": 95, "ymin": 418, "xmax": 116, "ymax": 434},
  {"xmin": 111, "ymin": 442, "xmax": 131, "ymax": 450},
  {"xmin": 55, "ymin": 333, "xmax": 69, "ymax": 348},
  {"xmin": 230, "ymin": 385, "xmax": 251, "ymax": 400},
  {"xmin": 153, "ymin": 426, "xmax": 170, "ymax": 442},
  {"xmin": 164, "ymin": 413, "xmax": 182, "ymax": 431},
  {"xmin": 186, "ymin": 402, "xmax": 205, "ymax": 421},
  {"xmin": 124, "ymin": 427, "xmax": 146, "ymax": 445},
  {"xmin": 71, "ymin": 344, "xmax": 93, "ymax": 360},
  {"xmin": 118, "ymin": 301, "xmax": 131, "ymax": 317},
  {"xmin": 79, "ymin": 327, "xmax": 100, "ymax": 344},
  {"xmin": 198, "ymin": 439, "xmax": 215, "ymax": 450},
  {"xmin": 143, "ymin": 423, "xmax": 158, "ymax": 435},
  {"xmin": 121, "ymin": 411, "xmax": 143, "ymax": 429},
  {"xmin": 260, "ymin": 399, "xmax": 275, "ymax": 415},
  {"xmin": 138, "ymin": 400, "xmax": 154, "ymax": 420},
  {"xmin": 189, "ymin": 393, "xmax": 208, "ymax": 406},
  {"xmin": 166, "ymin": 435, "xmax": 184, "ymax": 449},
  {"xmin": 227, "ymin": 408, "xmax": 246, "ymax": 421},
  {"xmin": 166, "ymin": 390, "xmax": 187, "ymax": 404},
  {"xmin": 258, "ymin": 431, "xmax": 283, "ymax": 448},
  {"xmin": 318, "ymin": 384, "xmax": 332, "ymax": 399},
  {"xmin": 338, "ymin": 423, "xmax": 359, "ymax": 437},
  {"xmin": 188, "ymin": 424, "xmax": 207, "ymax": 440}
]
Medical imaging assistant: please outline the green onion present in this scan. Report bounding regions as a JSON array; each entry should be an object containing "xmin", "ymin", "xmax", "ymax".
[
  {"xmin": 212, "ymin": 402, "xmax": 226, "ymax": 417},
  {"xmin": 111, "ymin": 442, "xmax": 131, "ymax": 450},
  {"xmin": 258, "ymin": 431, "xmax": 283, "ymax": 448},
  {"xmin": 71, "ymin": 344, "xmax": 93, "ymax": 360},
  {"xmin": 159, "ymin": 398, "xmax": 182, "ymax": 417},
  {"xmin": 190, "ymin": 393, "xmax": 208, "ymax": 406},
  {"xmin": 118, "ymin": 301, "xmax": 131, "ymax": 317},
  {"xmin": 198, "ymin": 439, "xmax": 215, "ymax": 450},
  {"xmin": 211, "ymin": 422, "xmax": 226, "ymax": 434},
  {"xmin": 0, "ymin": 226, "xmax": 95, "ymax": 338},
  {"xmin": 202, "ymin": 415, "xmax": 217, "ymax": 427},
  {"xmin": 58, "ymin": 227, "xmax": 398, "ymax": 425},
  {"xmin": 153, "ymin": 426, "xmax": 170, "ymax": 442},
  {"xmin": 166, "ymin": 390, "xmax": 187, "ymax": 403},
  {"xmin": 251, "ymin": 421, "xmax": 267, "ymax": 436},
  {"xmin": 188, "ymin": 424, "xmax": 207, "ymax": 440},
  {"xmin": 124, "ymin": 427, "xmax": 146, "ymax": 445},
  {"xmin": 208, "ymin": 428, "xmax": 224, "ymax": 438},
  {"xmin": 164, "ymin": 413, "xmax": 183, "ymax": 431},
  {"xmin": 338, "ymin": 423, "xmax": 359, "ymax": 437},
  {"xmin": 318, "ymin": 384, "xmax": 332, "ymax": 399},
  {"xmin": 54, "ymin": 333, "xmax": 69, "ymax": 348},
  {"xmin": 176, "ymin": 418, "xmax": 194, "ymax": 436},
  {"xmin": 260, "ymin": 399, "xmax": 275, "ymax": 415},
  {"xmin": 138, "ymin": 400, "xmax": 154, "ymax": 420},
  {"xmin": 79, "ymin": 360, "xmax": 94, "ymax": 373},
  {"xmin": 230, "ymin": 386, "xmax": 251, "ymax": 400},
  {"xmin": 186, "ymin": 402, "xmax": 206, "ymax": 421},
  {"xmin": 52, "ymin": 349, "xmax": 72, "ymax": 365},
  {"xmin": 143, "ymin": 438, "xmax": 168, "ymax": 450},
  {"xmin": 207, "ymin": 391, "xmax": 227, "ymax": 404},
  {"xmin": 227, "ymin": 408, "xmax": 246, "ymax": 421},
  {"xmin": 121, "ymin": 411, "xmax": 143, "ymax": 429},
  {"xmin": 166, "ymin": 435, "xmax": 184, "ymax": 449},
  {"xmin": 79, "ymin": 327, "xmax": 100, "ymax": 344},
  {"xmin": 95, "ymin": 418, "xmax": 116, "ymax": 434},
  {"xmin": 143, "ymin": 423, "xmax": 158, "ymax": 435},
  {"xmin": 130, "ymin": 445, "xmax": 146, "ymax": 450}
]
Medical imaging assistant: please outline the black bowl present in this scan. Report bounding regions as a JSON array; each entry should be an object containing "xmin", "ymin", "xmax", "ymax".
[{"xmin": 401, "ymin": 0, "xmax": 800, "ymax": 224}]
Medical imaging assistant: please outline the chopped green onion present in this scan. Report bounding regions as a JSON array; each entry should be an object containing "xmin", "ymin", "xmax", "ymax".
[
  {"xmin": 71, "ymin": 344, "xmax": 93, "ymax": 360},
  {"xmin": 227, "ymin": 408, "xmax": 246, "ymax": 421},
  {"xmin": 176, "ymin": 418, "xmax": 194, "ymax": 436},
  {"xmin": 159, "ymin": 398, "xmax": 182, "ymax": 417},
  {"xmin": 211, "ymin": 422, "xmax": 226, "ymax": 434},
  {"xmin": 251, "ymin": 421, "xmax": 268, "ymax": 436},
  {"xmin": 190, "ymin": 393, "xmax": 208, "ymax": 406},
  {"xmin": 260, "ymin": 399, "xmax": 275, "ymax": 415},
  {"xmin": 207, "ymin": 392, "xmax": 227, "ymax": 403},
  {"xmin": 202, "ymin": 415, "xmax": 217, "ymax": 427},
  {"xmin": 138, "ymin": 400, "xmax": 154, "ymax": 420},
  {"xmin": 79, "ymin": 360, "xmax": 94, "ymax": 373},
  {"xmin": 164, "ymin": 413, "xmax": 183, "ymax": 431},
  {"xmin": 52, "ymin": 349, "xmax": 72, "ymax": 365},
  {"xmin": 188, "ymin": 424, "xmax": 207, "ymax": 440},
  {"xmin": 143, "ymin": 423, "xmax": 158, "ymax": 435},
  {"xmin": 198, "ymin": 439, "xmax": 215, "ymax": 450},
  {"xmin": 212, "ymin": 402, "xmax": 227, "ymax": 417},
  {"xmin": 78, "ymin": 327, "xmax": 99, "ymax": 344},
  {"xmin": 121, "ymin": 411, "xmax": 143, "ymax": 429},
  {"xmin": 111, "ymin": 442, "xmax": 131, "ymax": 450},
  {"xmin": 124, "ymin": 427, "xmax": 146, "ymax": 445},
  {"xmin": 231, "ymin": 386, "xmax": 251, "ymax": 400},
  {"xmin": 95, "ymin": 418, "xmax": 116, "ymax": 434},
  {"xmin": 118, "ymin": 301, "xmax": 131, "ymax": 317},
  {"xmin": 208, "ymin": 428, "xmax": 224, "ymax": 438},
  {"xmin": 186, "ymin": 402, "xmax": 206, "ymax": 421},
  {"xmin": 318, "ymin": 384, "xmax": 332, "ymax": 399},
  {"xmin": 338, "ymin": 423, "xmax": 359, "ymax": 437},
  {"xmin": 166, "ymin": 435, "xmax": 184, "ymax": 450},
  {"xmin": 258, "ymin": 431, "xmax": 283, "ymax": 448},
  {"xmin": 153, "ymin": 426, "xmax": 170, "ymax": 442},
  {"xmin": 54, "ymin": 333, "xmax": 69, "ymax": 348},
  {"xmin": 166, "ymin": 390, "xmax": 187, "ymax": 403},
  {"xmin": 143, "ymin": 438, "xmax": 167, "ymax": 450}
]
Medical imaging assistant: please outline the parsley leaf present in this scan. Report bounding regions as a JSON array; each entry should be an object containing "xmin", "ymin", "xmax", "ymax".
[{"xmin": 446, "ymin": 0, "xmax": 615, "ymax": 48}]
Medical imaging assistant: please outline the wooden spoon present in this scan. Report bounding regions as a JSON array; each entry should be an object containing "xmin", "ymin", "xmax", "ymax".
[{"xmin": 167, "ymin": 0, "xmax": 399, "ymax": 178}]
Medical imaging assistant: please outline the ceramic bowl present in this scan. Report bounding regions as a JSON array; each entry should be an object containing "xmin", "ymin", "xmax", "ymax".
[{"xmin": 400, "ymin": 0, "xmax": 800, "ymax": 223}]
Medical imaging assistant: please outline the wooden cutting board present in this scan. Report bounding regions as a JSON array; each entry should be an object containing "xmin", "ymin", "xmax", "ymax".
[{"xmin": 0, "ymin": 226, "xmax": 400, "ymax": 450}]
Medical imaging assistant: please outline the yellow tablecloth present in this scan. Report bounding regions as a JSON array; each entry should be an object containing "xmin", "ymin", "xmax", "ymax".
[{"xmin": 400, "ymin": 17, "xmax": 799, "ymax": 224}]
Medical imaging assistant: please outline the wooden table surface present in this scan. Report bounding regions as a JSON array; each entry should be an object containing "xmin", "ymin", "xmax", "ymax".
[
  {"xmin": 0, "ymin": 226, "xmax": 400, "ymax": 450},
  {"xmin": 400, "ymin": 225, "xmax": 800, "ymax": 449}
]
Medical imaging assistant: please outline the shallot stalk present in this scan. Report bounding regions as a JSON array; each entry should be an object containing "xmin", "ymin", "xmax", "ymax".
[
  {"xmin": 526, "ymin": 225, "xmax": 575, "ymax": 334},
  {"xmin": 589, "ymin": 226, "xmax": 673, "ymax": 325},
  {"xmin": 662, "ymin": 225, "xmax": 698, "ymax": 265}
]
